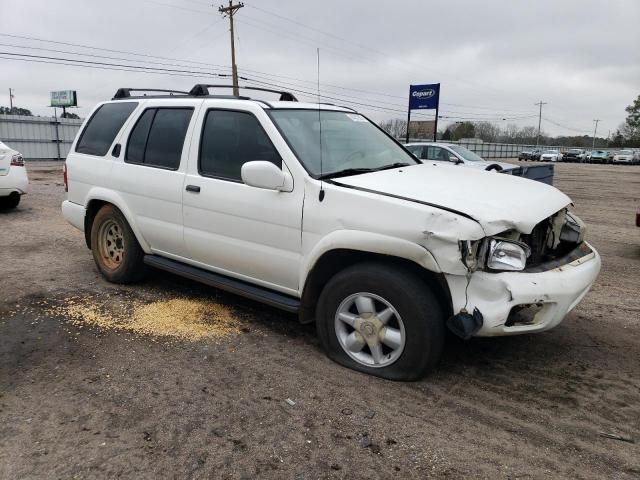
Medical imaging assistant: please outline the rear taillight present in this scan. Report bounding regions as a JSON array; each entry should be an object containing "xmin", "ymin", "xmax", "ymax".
[
  {"xmin": 63, "ymin": 162, "xmax": 68, "ymax": 192},
  {"xmin": 10, "ymin": 154, "xmax": 24, "ymax": 166}
]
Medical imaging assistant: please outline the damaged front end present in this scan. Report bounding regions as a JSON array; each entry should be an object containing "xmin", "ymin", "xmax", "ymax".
[{"xmin": 446, "ymin": 208, "xmax": 600, "ymax": 338}]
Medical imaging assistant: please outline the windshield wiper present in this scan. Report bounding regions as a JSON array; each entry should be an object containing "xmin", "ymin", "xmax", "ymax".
[{"xmin": 318, "ymin": 162, "xmax": 411, "ymax": 180}]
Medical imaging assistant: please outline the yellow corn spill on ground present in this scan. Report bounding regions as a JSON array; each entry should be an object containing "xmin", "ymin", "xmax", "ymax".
[{"xmin": 47, "ymin": 295, "xmax": 242, "ymax": 341}]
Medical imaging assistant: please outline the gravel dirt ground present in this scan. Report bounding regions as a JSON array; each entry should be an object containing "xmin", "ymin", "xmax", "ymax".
[{"xmin": 1, "ymin": 162, "xmax": 639, "ymax": 479}]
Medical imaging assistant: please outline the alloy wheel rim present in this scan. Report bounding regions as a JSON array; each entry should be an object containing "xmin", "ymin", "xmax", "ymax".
[{"xmin": 334, "ymin": 292, "xmax": 406, "ymax": 368}]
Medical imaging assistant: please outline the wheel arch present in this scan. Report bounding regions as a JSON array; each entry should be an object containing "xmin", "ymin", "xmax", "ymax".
[
  {"xmin": 83, "ymin": 189, "xmax": 150, "ymax": 253},
  {"xmin": 299, "ymin": 248, "xmax": 452, "ymax": 326}
]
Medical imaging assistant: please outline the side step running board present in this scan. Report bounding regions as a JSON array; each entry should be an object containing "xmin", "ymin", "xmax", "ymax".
[{"xmin": 144, "ymin": 255, "xmax": 301, "ymax": 313}]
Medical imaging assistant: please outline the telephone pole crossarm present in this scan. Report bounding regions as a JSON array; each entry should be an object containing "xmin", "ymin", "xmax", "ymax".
[{"xmin": 218, "ymin": 1, "xmax": 244, "ymax": 96}]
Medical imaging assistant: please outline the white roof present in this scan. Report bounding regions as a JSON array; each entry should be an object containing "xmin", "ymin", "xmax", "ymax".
[{"xmin": 267, "ymin": 101, "xmax": 353, "ymax": 111}]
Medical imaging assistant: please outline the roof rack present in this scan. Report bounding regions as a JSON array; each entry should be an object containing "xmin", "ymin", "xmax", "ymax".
[
  {"xmin": 189, "ymin": 84, "xmax": 298, "ymax": 102},
  {"xmin": 319, "ymin": 102, "xmax": 357, "ymax": 113},
  {"xmin": 113, "ymin": 88, "xmax": 190, "ymax": 99}
]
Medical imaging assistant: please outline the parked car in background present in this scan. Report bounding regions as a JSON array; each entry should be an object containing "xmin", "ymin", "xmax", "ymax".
[
  {"xmin": 589, "ymin": 150, "xmax": 609, "ymax": 163},
  {"xmin": 406, "ymin": 142, "xmax": 554, "ymax": 184},
  {"xmin": 406, "ymin": 142, "xmax": 518, "ymax": 172},
  {"xmin": 540, "ymin": 149, "xmax": 562, "ymax": 162},
  {"xmin": 61, "ymin": 84, "xmax": 600, "ymax": 380},
  {"xmin": 607, "ymin": 151, "xmax": 616, "ymax": 162},
  {"xmin": 518, "ymin": 149, "xmax": 535, "ymax": 160},
  {"xmin": 613, "ymin": 150, "xmax": 636, "ymax": 164},
  {"xmin": 0, "ymin": 140, "xmax": 29, "ymax": 209},
  {"xmin": 529, "ymin": 149, "xmax": 542, "ymax": 161},
  {"xmin": 562, "ymin": 149, "xmax": 587, "ymax": 162}
]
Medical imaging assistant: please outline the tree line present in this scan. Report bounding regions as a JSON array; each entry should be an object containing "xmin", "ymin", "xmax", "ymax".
[{"xmin": 0, "ymin": 106, "xmax": 80, "ymax": 119}]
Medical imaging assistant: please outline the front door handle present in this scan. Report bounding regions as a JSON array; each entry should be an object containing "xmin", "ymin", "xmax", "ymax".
[{"xmin": 185, "ymin": 185, "xmax": 201, "ymax": 193}]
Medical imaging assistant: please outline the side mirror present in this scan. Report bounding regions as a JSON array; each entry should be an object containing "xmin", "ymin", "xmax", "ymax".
[
  {"xmin": 241, "ymin": 161, "xmax": 292, "ymax": 191},
  {"xmin": 449, "ymin": 155, "xmax": 462, "ymax": 164}
]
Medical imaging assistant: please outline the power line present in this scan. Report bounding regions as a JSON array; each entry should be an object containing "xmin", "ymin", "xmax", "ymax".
[
  {"xmin": 0, "ymin": 51, "xmax": 236, "ymax": 78},
  {"xmin": 0, "ymin": 32, "xmax": 537, "ymax": 117},
  {"xmin": 243, "ymin": 2, "xmax": 539, "ymax": 104},
  {"xmin": 0, "ymin": 42, "xmax": 228, "ymax": 73},
  {"xmin": 542, "ymin": 116, "xmax": 592, "ymax": 134},
  {"xmin": 0, "ymin": 33, "xmax": 230, "ymax": 69}
]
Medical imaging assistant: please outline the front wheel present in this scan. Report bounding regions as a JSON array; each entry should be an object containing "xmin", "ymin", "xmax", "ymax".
[
  {"xmin": 90, "ymin": 204, "xmax": 146, "ymax": 283},
  {"xmin": 316, "ymin": 263, "xmax": 444, "ymax": 381}
]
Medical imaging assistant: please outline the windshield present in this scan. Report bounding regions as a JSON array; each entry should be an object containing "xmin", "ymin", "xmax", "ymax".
[
  {"xmin": 447, "ymin": 145, "xmax": 485, "ymax": 162},
  {"xmin": 619, "ymin": 150, "xmax": 632, "ymax": 154},
  {"xmin": 568, "ymin": 149, "xmax": 582, "ymax": 153},
  {"xmin": 269, "ymin": 110, "xmax": 418, "ymax": 177},
  {"xmin": 544, "ymin": 149, "xmax": 559, "ymax": 153}
]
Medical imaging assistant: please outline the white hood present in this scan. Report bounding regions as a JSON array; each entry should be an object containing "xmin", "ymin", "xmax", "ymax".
[{"xmin": 332, "ymin": 163, "xmax": 571, "ymax": 236}]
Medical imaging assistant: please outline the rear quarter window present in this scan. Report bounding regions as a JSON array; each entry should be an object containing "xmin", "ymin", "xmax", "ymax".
[{"xmin": 76, "ymin": 102, "xmax": 138, "ymax": 156}]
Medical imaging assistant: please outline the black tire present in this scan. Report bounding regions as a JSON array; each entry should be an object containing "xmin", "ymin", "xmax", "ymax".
[
  {"xmin": 316, "ymin": 262, "xmax": 444, "ymax": 381},
  {"xmin": 90, "ymin": 204, "xmax": 146, "ymax": 283},
  {"xmin": 0, "ymin": 192, "xmax": 20, "ymax": 210}
]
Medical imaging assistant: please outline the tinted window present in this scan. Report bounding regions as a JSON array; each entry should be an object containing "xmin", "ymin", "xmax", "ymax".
[
  {"xmin": 76, "ymin": 102, "xmax": 137, "ymax": 156},
  {"xmin": 199, "ymin": 110, "xmax": 281, "ymax": 181},
  {"xmin": 125, "ymin": 108, "xmax": 193, "ymax": 169},
  {"xmin": 126, "ymin": 109, "xmax": 154, "ymax": 164},
  {"xmin": 405, "ymin": 145, "xmax": 423, "ymax": 157},
  {"xmin": 425, "ymin": 146, "xmax": 449, "ymax": 161}
]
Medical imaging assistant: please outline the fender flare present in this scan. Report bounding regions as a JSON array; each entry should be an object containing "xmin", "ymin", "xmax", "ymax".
[
  {"xmin": 84, "ymin": 188, "xmax": 151, "ymax": 253},
  {"xmin": 300, "ymin": 229, "xmax": 441, "ymax": 290}
]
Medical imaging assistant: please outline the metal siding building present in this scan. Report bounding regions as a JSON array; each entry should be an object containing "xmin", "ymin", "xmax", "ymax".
[{"xmin": 0, "ymin": 114, "xmax": 83, "ymax": 160}]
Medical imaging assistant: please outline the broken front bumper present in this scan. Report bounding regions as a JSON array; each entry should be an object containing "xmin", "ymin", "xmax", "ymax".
[{"xmin": 445, "ymin": 242, "xmax": 601, "ymax": 336}]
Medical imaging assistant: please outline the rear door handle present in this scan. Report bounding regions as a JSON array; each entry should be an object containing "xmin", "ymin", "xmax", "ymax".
[{"xmin": 185, "ymin": 185, "xmax": 201, "ymax": 193}]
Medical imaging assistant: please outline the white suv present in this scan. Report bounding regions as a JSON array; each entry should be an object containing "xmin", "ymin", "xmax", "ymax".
[{"xmin": 62, "ymin": 85, "xmax": 601, "ymax": 380}]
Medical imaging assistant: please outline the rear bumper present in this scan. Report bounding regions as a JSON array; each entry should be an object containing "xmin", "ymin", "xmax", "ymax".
[
  {"xmin": 445, "ymin": 242, "xmax": 601, "ymax": 336},
  {"xmin": 61, "ymin": 200, "xmax": 85, "ymax": 231},
  {"xmin": 0, "ymin": 166, "xmax": 29, "ymax": 195}
]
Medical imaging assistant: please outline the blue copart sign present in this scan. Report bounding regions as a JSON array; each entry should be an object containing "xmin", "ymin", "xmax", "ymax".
[{"xmin": 409, "ymin": 84, "xmax": 440, "ymax": 110}]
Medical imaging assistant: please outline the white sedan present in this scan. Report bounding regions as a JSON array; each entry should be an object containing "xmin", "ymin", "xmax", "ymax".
[
  {"xmin": 612, "ymin": 150, "xmax": 637, "ymax": 164},
  {"xmin": 540, "ymin": 149, "xmax": 562, "ymax": 162},
  {"xmin": 405, "ymin": 142, "xmax": 518, "ymax": 172},
  {"xmin": 0, "ymin": 140, "xmax": 29, "ymax": 209}
]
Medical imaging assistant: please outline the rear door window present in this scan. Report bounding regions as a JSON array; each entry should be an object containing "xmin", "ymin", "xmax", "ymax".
[
  {"xmin": 125, "ymin": 108, "xmax": 193, "ymax": 170},
  {"xmin": 425, "ymin": 146, "xmax": 448, "ymax": 161},
  {"xmin": 76, "ymin": 102, "xmax": 137, "ymax": 156}
]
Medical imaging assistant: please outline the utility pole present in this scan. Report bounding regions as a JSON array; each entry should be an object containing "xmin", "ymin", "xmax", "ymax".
[
  {"xmin": 535, "ymin": 101, "xmax": 547, "ymax": 147},
  {"xmin": 9, "ymin": 88, "xmax": 14, "ymax": 110},
  {"xmin": 592, "ymin": 119, "xmax": 600, "ymax": 150},
  {"xmin": 218, "ymin": 1, "xmax": 244, "ymax": 96}
]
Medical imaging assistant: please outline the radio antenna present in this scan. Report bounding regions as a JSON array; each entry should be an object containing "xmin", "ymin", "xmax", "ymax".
[{"xmin": 317, "ymin": 47, "xmax": 325, "ymax": 202}]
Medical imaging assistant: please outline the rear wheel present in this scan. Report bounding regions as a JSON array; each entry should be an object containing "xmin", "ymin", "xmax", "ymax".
[
  {"xmin": 316, "ymin": 263, "xmax": 444, "ymax": 381},
  {"xmin": 91, "ymin": 204, "xmax": 146, "ymax": 283},
  {"xmin": 0, "ymin": 192, "xmax": 20, "ymax": 210}
]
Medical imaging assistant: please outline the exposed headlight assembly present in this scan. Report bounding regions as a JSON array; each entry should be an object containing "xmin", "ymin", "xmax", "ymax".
[{"xmin": 484, "ymin": 238, "xmax": 531, "ymax": 271}]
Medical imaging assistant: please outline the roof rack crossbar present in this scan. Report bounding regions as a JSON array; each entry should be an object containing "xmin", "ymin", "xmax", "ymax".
[
  {"xmin": 113, "ymin": 88, "xmax": 190, "ymax": 99},
  {"xmin": 189, "ymin": 84, "xmax": 298, "ymax": 102},
  {"xmin": 318, "ymin": 102, "xmax": 357, "ymax": 113}
]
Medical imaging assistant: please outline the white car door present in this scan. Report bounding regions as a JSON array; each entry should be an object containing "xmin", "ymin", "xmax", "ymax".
[
  {"xmin": 182, "ymin": 103, "xmax": 303, "ymax": 295},
  {"xmin": 110, "ymin": 100, "xmax": 201, "ymax": 258}
]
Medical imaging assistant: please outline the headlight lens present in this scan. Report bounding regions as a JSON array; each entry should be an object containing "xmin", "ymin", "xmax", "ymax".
[{"xmin": 486, "ymin": 239, "xmax": 530, "ymax": 271}]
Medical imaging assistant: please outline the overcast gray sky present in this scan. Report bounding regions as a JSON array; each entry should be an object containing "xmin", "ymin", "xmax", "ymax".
[{"xmin": 1, "ymin": 0, "xmax": 639, "ymax": 137}]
